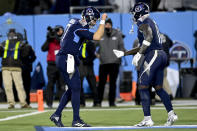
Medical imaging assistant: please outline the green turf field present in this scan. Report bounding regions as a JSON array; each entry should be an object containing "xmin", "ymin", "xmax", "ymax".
[{"xmin": 0, "ymin": 106, "xmax": 197, "ymax": 131}]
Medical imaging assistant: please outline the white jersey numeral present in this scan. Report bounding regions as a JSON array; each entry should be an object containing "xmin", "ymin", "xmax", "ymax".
[{"xmin": 61, "ymin": 23, "xmax": 71, "ymax": 43}]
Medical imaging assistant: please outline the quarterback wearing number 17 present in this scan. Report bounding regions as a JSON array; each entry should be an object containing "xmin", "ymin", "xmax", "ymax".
[{"xmin": 50, "ymin": 6, "xmax": 107, "ymax": 127}]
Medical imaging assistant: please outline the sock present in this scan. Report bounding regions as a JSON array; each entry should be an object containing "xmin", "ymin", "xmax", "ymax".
[
  {"xmin": 144, "ymin": 116, "xmax": 152, "ymax": 120},
  {"xmin": 156, "ymin": 88, "xmax": 173, "ymax": 112},
  {"xmin": 168, "ymin": 110, "xmax": 175, "ymax": 116},
  {"xmin": 55, "ymin": 89, "xmax": 71, "ymax": 116},
  {"xmin": 139, "ymin": 88, "xmax": 151, "ymax": 116},
  {"xmin": 71, "ymin": 88, "xmax": 80, "ymax": 121}
]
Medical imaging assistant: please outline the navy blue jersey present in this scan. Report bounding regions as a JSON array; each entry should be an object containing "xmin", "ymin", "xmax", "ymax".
[
  {"xmin": 58, "ymin": 18, "xmax": 94, "ymax": 56},
  {"xmin": 137, "ymin": 17, "xmax": 162, "ymax": 54}
]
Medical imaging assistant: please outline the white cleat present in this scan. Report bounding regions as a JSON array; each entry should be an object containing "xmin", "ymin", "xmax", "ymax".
[
  {"xmin": 135, "ymin": 116, "xmax": 154, "ymax": 127},
  {"xmin": 165, "ymin": 111, "xmax": 178, "ymax": 126}
]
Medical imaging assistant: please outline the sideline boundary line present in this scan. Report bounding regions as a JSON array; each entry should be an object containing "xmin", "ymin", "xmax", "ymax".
[
  {"xmin": 0, "ymin": 111, "xmax": 48, "ymax": 122},
  {"xmin": 35, "ymin": 125, "xmax": 197, "ymax": 131}
]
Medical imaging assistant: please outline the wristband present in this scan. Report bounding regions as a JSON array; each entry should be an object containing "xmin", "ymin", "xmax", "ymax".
[{"xmin": 100, "ymin": 20, "xmax": 105, "ymax": 25}]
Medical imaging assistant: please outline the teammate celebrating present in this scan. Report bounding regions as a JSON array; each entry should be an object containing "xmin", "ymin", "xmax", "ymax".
[
  {"xmin": 50, "ymin": 6, "xmax": 107, "ymax": 127},
  {"xmin": 113, "ymin": 2, "xmax": 178, "ymax": 126}
]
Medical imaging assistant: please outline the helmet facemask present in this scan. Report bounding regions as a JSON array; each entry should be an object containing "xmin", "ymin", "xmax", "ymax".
[
  {"xmin": 132, "ymin": 12, "xmax": 141, "ymax": 23},
  {"xmin": 87, "ymin": 16, "xmax": 99, "ymax": 28},
  {"xmin": 81, "ymin": 6, "xmax": 100, "ymax": 28}
]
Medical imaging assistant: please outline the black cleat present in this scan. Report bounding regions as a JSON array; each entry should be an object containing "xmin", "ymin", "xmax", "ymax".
[
  {"xmin": 50, "ymin": 114, "xmax": 64, "ymax": 127},
  {"xmin": 72, "ymin": 119, "xmax": 91, "ymax": 127}
]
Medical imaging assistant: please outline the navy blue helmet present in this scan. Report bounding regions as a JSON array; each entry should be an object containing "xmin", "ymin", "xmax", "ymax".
[
  {"xmin": 131, "ymin": 2, "xmax": 150, "ymax": 22},
  {"xmin": 81, "ymin": 6, "xmax": 100, "ymax": 27}
]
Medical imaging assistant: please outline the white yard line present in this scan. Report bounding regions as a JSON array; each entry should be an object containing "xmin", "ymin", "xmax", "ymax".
[
  {"xmin": 0, "ymin": 106, "xmax": 197, "ymax": 112},
  {"xmin": 0, "ymin": 106, "xmax": 197, "ymax": 113},
  {"xmin": 1, "ymin": 99, "xmax": 197, "ymax": 109},
  {"xmin": 0, "ymin": 111, "xmax": 48, "ymax": 122},
  {"xmin": 0, "ymin": 110, "xmax": 40, "ymax": 112},
  {"xmin": 79, "ymin": 106, "xmax": 197, "ymax": 111}
]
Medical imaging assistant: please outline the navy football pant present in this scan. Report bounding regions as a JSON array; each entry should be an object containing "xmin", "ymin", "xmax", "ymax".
[
  {"xmin": 139, "ymin": 50, "xmax": 167, "ymax": 86},
  {"xmin": 138, "ymin": 50, "xmax": 173, "ymax": 116},
  {"xmin": 54, "ymin": 55, "xmax": 81, "ymax": 121}
]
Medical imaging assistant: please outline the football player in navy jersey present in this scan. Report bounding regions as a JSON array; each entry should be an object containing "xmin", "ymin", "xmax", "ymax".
[
  {"xmin": 50, "ymin": 6, "xmax": 107, "ymax": 127},
  {"xmin": 113, "ymin": 2, "xmax": 178, "ymax": 126}
]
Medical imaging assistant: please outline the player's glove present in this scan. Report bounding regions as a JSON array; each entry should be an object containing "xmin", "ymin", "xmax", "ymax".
[
  {"xmin": 132, "ymin": 52, "xmax": 142, "ymax": 66},
  {"xmin": 113, "ymin": 49, "xmax": 124, "ymax": 58}
]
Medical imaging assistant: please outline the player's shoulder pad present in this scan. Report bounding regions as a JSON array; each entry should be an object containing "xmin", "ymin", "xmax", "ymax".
[{"xmin": 69, "ymin": 18, "xmax": 78, "ymax": 24}]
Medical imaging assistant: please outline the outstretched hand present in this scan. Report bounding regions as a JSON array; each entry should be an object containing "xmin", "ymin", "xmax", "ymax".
[
  {"xmin": 113, "ymin": 49, "xmax": 124, "ymax": 58},
  {"xmin": 132, "ymin": 52, "xmax": 142, "ymax": 66}
]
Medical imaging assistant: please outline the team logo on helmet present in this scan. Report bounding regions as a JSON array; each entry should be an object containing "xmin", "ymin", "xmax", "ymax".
[
  {"xmin": 86, "ymin": 8, "xmax": 94, "ymax": 16},
  {"xmin": 135, "ymin": 5, "xmax": 143, "ymax": 12}
]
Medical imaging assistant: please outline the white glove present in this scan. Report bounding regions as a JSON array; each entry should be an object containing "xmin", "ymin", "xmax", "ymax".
[
  {"xmin": 132, "ymin": 52, "xmax": 142, "ymax": 66},
  {"xmin": 113, "ymin": 49, "xmax": 124, "ymax": 58}
]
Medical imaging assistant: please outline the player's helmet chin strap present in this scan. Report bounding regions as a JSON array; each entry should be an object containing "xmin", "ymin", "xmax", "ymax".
[
  {"xmin": 81, "ymin": 16, "xmax": 99, "ymax": 29},
  {"xmin": 129, "ymin": 20, "xmax": 135, "ymax": 34},
  {"xmin": 88, "ymin": 17, "xmax": 99, "ymax": 29},
  {"xmin": 129, "ymin": 14, "xmax": 149, "ymax": 34},
  {"xmin": 138, "ymin": 14, "xmax": 149, "ymax": 22},
  {"xmin": 88, "ymin": 20, "xmax": 95, "ymax": 29},
  {"xmin": 129, "ymin": 13, "xmax": 136, "ymax": 34},
  {"xmin": 80, "ymin": 18, "xmax": 88, "ymax": 27}
]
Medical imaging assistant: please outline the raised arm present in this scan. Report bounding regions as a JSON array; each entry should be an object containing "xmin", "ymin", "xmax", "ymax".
[{"xmin": 93, "ymin": 13, "xmax": 107, "ymax": 40}]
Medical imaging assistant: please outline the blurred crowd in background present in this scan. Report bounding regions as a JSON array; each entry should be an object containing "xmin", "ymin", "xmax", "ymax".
[{"xmin": 1, "ymin": 0, "xmax": 197, "ymax": 16}]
